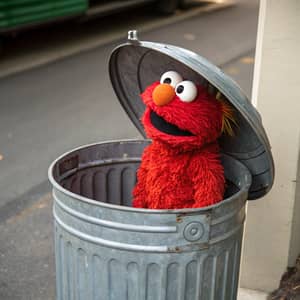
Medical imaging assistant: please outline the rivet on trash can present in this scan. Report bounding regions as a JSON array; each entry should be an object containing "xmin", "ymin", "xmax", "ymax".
[
  {"xmin": 176, "ymin": 216, "xmax": 182, "ymax": 223},
  {"xmin": 184, "ymin": 222, "xmax": 204, "ymax": 242}
]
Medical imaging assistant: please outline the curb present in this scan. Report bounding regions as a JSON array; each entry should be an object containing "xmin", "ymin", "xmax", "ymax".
[{"xmin": 238, "ymin": 288, "xmax": 268, "ymax": 300}]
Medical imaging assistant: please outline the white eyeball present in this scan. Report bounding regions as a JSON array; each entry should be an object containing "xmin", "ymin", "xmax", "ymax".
[
  {"xmin": 160, "ymin": 71, "xmax": 183, "ymax": 88},
  {"xmin": 175, "ymin": 81, "xmax": 198, "ymax": 102}
]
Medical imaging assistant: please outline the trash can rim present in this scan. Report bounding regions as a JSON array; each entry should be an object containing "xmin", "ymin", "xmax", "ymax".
[{"xmin": 48, "ymin": 139, "xmax": 252, "ymax": 214}]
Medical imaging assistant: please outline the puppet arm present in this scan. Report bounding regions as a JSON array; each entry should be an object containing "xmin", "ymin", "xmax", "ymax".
[{"xmin": 189, "ymin": 153, "xmax": 225, "ymax": 208}]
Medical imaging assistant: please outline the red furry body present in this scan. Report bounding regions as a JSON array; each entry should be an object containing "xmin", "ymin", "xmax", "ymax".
[{"xmin": 133, "ymin": 80, "xmax": 226, "ymax": 209}]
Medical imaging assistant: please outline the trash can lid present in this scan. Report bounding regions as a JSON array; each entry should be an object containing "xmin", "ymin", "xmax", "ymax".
[{"xmin": 109, "ymin": 30, "xmax": 274, "ymax": 200}]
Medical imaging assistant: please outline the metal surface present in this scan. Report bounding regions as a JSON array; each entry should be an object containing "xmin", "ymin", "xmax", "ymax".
[
  {"xmin": 49, "ymin": 139, "xmax": 252, "ymax": 300},
  {"xmin": 109, "ymin": 32, "xmax": 274, "ymax": 200}
]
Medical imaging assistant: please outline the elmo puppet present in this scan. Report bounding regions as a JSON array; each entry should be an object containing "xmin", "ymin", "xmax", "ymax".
[{"xmin": 133, "ymin": 71, "xmax": 235, "ymax": 209}]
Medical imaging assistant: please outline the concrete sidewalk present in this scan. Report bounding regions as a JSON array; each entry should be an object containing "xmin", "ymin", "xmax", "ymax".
[{"xmin": 239, "ymin": 288, "xmax": 268, "ymax": 300}]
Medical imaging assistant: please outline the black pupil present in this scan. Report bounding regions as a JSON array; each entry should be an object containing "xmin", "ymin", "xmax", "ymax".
[
  {"xmin": 163, "ymin": 78, "xmax": 171, "ymax": 84},
  {"xmin": 176, "ymin": 85, "xmax": 184, "ymax": 94}
]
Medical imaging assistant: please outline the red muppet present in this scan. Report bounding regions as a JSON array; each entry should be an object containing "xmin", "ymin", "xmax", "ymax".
[{"xmin": 133, "ymin": 71, "xmax": 235, "ymax": 209}]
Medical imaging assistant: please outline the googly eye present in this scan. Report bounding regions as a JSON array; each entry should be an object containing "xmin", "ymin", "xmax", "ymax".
[
  {"xmin": 160, "ymin": 71, "xmax": 183, "ymax": 88},
  {"xmin": 175, "ymin": 81, "xmax": 198, "ymax": 102}
]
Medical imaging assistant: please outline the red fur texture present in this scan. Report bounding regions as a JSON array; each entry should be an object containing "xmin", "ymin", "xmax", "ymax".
[{"xmin": 133, "ymin": 81, "xmax": 225, "ymax": 209}]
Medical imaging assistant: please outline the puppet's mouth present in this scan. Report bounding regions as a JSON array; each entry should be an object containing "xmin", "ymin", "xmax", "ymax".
[{"xmin": 150, "ymin": 110, "xmax": 194, "ymax": 136}]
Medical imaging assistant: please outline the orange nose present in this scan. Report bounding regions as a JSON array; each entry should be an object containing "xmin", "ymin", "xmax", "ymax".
[{"xmin": 152, "ymin": 84, "xmax": 175, "ymax": 106}]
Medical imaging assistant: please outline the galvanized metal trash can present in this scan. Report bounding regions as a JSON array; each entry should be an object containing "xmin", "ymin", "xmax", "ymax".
[{"xmin": 48, "ymin": 31, "xmax": 274, "ymax": 300}]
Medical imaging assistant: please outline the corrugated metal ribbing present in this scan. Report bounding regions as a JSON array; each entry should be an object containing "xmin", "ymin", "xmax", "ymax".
[
  {"xmin": 77, "ymin": 248, "xmax": 90, "ymax": 300},
  {"xmin": 216, "ymin": 251, "xmax": 230, "ymax": 299},
  {"xmin": 94, "ymin": 171, "xmax": 107, "ymax": 202},
  {"xmin": 109, "ymin": 259, "xmax": 127, "ymax": 300},
  {"xmin": 127, "ymin": 262, "xmax": 139, "ymax": 300},
  {"xmin": 121, "ymin": 167, "xmax": 136, "ymax": 206},
  {"xmin": 62, "ymin": 164, "xmax": 139, "ymax": 204},
  {"xmin": 166, "ymin": 263, "xmax": 179, "ymax": 299},
  {"xmin": 231, "ymin": 239, "xmax": 243, "ymax": 299},
  {"xmin": 66, "ymin": 242, "xmax": 74, "ymax": 300},
  {"xmin": 55, "ymin": 228, "xmax": 243, "ymax": 300},
  {"xmin": 54, "ymin": 232, "xmax": 63, "ymax": 300},
  {"xmin": 54, "ymin": 237, "xmax": 243, "ymax": 300},
  {"xmin": 0, "ymin": 0, "xmax": 87, "ymax": 29},
  {"xmin": 185, "ymin": 260, "xmax": 198, "ymax": 300},
  {"xmin": 107, "ymin": 168, "xmax": 120, "ymax": 205},
  {"xmin": 147, "ymin": 263, "xmax": 162, "ymax": 300},
  {"xmin": 51, "ymin": 141, "xmax": 250, "ymax": 300}
]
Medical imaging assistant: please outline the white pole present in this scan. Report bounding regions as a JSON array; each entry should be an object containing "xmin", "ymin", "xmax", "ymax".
[{"xmin": 240, "ymin": 0, "xmax": 300, "ymax": 292}]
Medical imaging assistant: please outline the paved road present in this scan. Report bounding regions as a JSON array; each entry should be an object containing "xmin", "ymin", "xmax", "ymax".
[{"xmin": 0, "ymin": 0, "xmax": 258, "ymax": 299}]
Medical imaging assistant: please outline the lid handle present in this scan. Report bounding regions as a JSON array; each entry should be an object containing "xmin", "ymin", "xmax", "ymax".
[{"xmin": 128, "ymin": 30, "xmax": 140, "ymax": 44}]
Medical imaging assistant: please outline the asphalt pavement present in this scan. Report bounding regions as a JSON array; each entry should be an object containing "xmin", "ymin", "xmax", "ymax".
[{"xmin": 0, "ymin": 0, "xmax": 259, "ymax": 299}]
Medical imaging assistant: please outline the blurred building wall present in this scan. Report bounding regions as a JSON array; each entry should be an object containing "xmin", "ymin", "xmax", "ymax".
[{"xmin": 240, "ymin": 0, "xmax": 300, "ymax": 292}]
